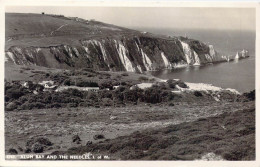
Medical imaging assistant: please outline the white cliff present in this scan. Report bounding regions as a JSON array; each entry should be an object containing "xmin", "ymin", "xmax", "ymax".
[
  {"xmin": 6, "ymin": 52, "xmax": 16, "ymax": 64},
  {"xmin": 141, "ymin": 49, "xmax": 153, "ymax": 71},
  {"xmin": 97, "ymin": 41, "xmax": 108, "ymax": 61},
  {"xmin": 180, "ymin": 41, "xmax": 194, "ymax": 65},
  {"xmin": 161, "ymin": 52, "xmax": 171, "ymax": 68},
  {"xmin": 64, "ymin": 45, "xmax": 73, "ymax": 58},
  {"xmin": 114, "ymin": 40, "xmax": 136, "ymax": 72},
  {"xmin": 193, "ymin": 51, "xmax": 200, "ymax": 66}
]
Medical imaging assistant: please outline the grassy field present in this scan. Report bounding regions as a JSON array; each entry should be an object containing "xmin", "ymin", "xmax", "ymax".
[
  {"xmin": 5, "ymin": 100, "xmax": 254, "ymax": 160},
  {"xmin": 5, "ymin": 13, "xmax": 142, "ymax": 49},
  {"xmin": 5, "ymin": 63, "xmax": 159, "ymax": 85},
  {"xmin": 64, "ymin": 104, "xmax": 254, "ymax": 160}
]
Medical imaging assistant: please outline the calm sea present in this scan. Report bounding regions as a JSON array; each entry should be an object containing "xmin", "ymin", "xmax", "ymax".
[{"xmin": 136, "ymin": 28, "xmax": 255, "ymax": 93}]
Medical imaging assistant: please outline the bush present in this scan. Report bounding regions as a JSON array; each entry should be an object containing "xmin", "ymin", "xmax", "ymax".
[
  {"xmin": 72, "ymin": 135, "xmax": 81, "ymax": 143},
  {"xmin": 6, "ymin": 101, "xmax": 20, "ymax": 111},
  {"xmin": 64, "ymin": 79, "xmax": 71, "ymax": 86},
  {"xmin": 138, "ymin": 76, "xmax": 149, "ymax": 81},
  {"xmin": 64, "ymin": 89, "xmax": 83, "ymax": 98},
  {"xmin": 167, "ymin": 79, "xmax": 188, "ymax": 89},
  {"xmin": 67, "ymin": 103, "xmax": 78, "ymax": 108},
  {"xmin": 87, "ymin": 91, "xmax": 98, "ymax": 101},
  {"xmin": 20, "ymin": 102, "xmax": 45, "ymax": 110},
  {"xmin": 5, "ymin": 86, "xmax": 27, "ymax": 100},
  {"xmin": 26, "ymin": 137, "xmax": 53, "ymax": 147},
  {"xmin": 49, "ymin": 103, "xmax": 62, "ymax": 108},
  {"xmin": 121, "ymin": 73, "xmax": 129, "ymax": 76},
  {"xmin": 99, "ymin": 80, "xmax": 113, "ymax": 90},
  {"xmin": 76, "ymin": 80, "xmax": 98, "ymax": 87},
  {"xmin": 8, "ymin": 148, "xmax": 18, "ymax": 155},
  {"xmin": 243, "ymin": 90, "xmax": 255, "ymax": 101},
  {"xmin": 124, "ymin": 87, "xmax": 144, "ymax": 102},
  {"xmin": 32, "ymin": 143, "xmax": 44, "ymax": 153},
  {"xmin": 93, "ymin": 134, "xmax": 105, "ymax": 140},
  {"xmin": 102, "ymin": 98, "xmax": 113, "ymax": 106},
  {"xmin": 194, "ymin": 91, "xmax": 203, "ymax": 97},
  {"xmin": 99, "ymin": 90, "xmax": 113, "ymax": 99},
  {"xmin": 144, "ymin": 85, "xmax": 162, "ymax": 104},
  {"xmin": 113, "ymin": 86, "xmax": 127, "ymax": 102},
  {"xmin": 177, "ymin": 81, "xmax": 188, "ymax": 88}
]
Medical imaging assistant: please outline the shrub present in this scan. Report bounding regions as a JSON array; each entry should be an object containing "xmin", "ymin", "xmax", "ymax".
[
  {"xmin": 87, "ymin": 91, "xmax": 98, "ymax": 101},
  {"xmin": 93, "ymin": 134, "xmax": 105, "ymax": 140},
  {"xmin": 63, "ymin": 89, "xmax": 83, "ymax": 98},
  {"xmin": 102, "ymin": 98, "xmax": 113, "ymax": 106},
  {"xmin": 167, "ymin": 79, "xmax": 177, "ymax": 89},
  {"xmin": 5, "ymin": 86, "xmax": 27, "ymax": 100},
  {"xmin": 76, "ymin": 81, "xmax": 98, "ymax": 87},
  {"xmin": 72, "ymin": 135, "xmax": 81, "ymax": 143},
  {"xmin": 144, "ymin": 85, "xmax": 162, "ymax": 104},
  {"xmin": 112, "ymin": 86, "xmax": 127, "ymax": 102},
  {"xmin": 177, "ymin": 81, "xmax": 188, "ymax": 88},
  {"xmin": 67, "ymin": 103, "xmax": 78, "ymax": 108},
  {"xmin": 26, "ymin": 137, "xmax": 53, "ymax": 147},
  {"xmin": 50, "ymin": 103, "xmax": 62, "ymax": 108},
  {"xmin": 99, "ymin": 80, "xmax": 113, "ymax": 90},
  {"xmin": 243, "ymin": 90, "xmax": 255, "ymax": 101},
  {"xmin": 64, "ymin": 79, "xmax": 71, "ymax": 86},
  {"xmin": 168, "ymin": 102, "xmax": 175, "ymax": 106},
  {"xmin": 99, "ymin": 90, "xmax": 113, "ymax": 99},
  {"xmin": 32, "ymin": 143, "xmax": 44, "ymax": 153},
  {"xmin": 8, "ymin": 148, "xmax": 18, "ymax": 155},
  {"xmin": 124, "ymin": 87, "xmax": 144, "ymax": 102},
  {"xmin": 194, "ymin": 91, "xmax": 203, "ymax": 97},
  {"xmin": 121, "ymin": 73, "xmax": 129, "ymax": 76},
  {"xmin": 6, "ymin": 101, "xmax": 20, "ymax": 111},
  {"xmin": 167, "ymin": 79, "xmax": 188, "ymax": 89},
  {"xmin": 20, "ymin": 102, "xmax": 45, "ymax": 110},
  {"xmin": 138, "ymin": 76, "xmax": 149, "ymax": 81}
]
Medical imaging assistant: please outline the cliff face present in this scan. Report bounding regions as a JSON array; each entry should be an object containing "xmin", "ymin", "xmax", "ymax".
[
  {"xmin": 5, "ymin": 36, "xmax": 234, "ymax": 72},
  {"xmin": 5, "ymin": 13, "xmax": 249, "ymax": 72}
]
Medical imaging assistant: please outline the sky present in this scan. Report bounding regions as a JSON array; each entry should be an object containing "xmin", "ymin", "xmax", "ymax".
[{"xmin": 5, "ymin": 6, "xmax": 256, "ymax": 32}]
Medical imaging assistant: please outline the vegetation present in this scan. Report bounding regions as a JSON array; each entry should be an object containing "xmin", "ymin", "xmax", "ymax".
[
  {"xmin": 5, "ymin": 79, "xmax": 254, "ymax": 111},
  {"xmin": 4, "ymin": 80, "xmax": 179, "ymax": 111},
  {"xmin": 63, "ymin": 107, "xmax": 255, "ymax": 160}
]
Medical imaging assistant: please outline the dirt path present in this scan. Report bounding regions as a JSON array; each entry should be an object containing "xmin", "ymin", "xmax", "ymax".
[{"xmin": 50, "ymin": 24, "xmax": 69, "ymax": 35}]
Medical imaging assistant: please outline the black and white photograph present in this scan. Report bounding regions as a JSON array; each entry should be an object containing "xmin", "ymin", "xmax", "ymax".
[{"xmin": 1, "ymin": 1, "xmax": 258, "ymax": 165}]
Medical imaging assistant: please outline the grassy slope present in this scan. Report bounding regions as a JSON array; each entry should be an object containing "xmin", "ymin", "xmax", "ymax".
[
  {"xmin": 5, "ymin": 13, "xmax": 176, "ymax": 50},
  {"xmin": 5, "ymin": 101, "xmax": 254, "ymax": 159},
  {"xmin": 5, "ymin": 62, "xmax": 159, "ymax": 84},
  {"xmin": 64, "ymin": 103, "xmax": 255, "ymax": 160},
  {"xmin": 5, "ymin": 13, "xmax": 141, "ymax": 49}
]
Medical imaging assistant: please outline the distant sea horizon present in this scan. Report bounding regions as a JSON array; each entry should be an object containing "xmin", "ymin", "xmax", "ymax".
[{"xmin": 133, "ymin": 27, "xmax": 255, "ymax": 93}]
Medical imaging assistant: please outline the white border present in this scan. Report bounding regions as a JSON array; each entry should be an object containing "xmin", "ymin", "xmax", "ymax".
[{"xmin": 0, "ymin": 1, "xmax": 259, "ymax": 167}]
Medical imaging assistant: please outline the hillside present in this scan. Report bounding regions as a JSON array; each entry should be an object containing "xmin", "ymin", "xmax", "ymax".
[
  {"xmin": 5, "ymin": 13, "xmax": 138, "ymax": 48},
  {"xmin": 5, "ymin": 13, "xmax": 249, "ymax": 72}
]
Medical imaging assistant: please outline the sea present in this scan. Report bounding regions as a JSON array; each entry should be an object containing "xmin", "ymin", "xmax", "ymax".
[{"xmin": 136, "ymin": 27, "xmax": 255, "ymax": 93}]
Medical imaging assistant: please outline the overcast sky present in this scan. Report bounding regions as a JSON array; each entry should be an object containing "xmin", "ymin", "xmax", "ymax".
[{"xmin": 5, "ymin": 6, "xmax": 255, "ymax": 31}]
